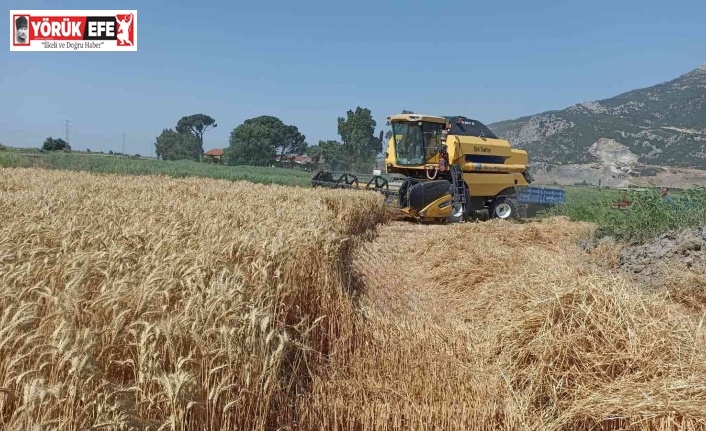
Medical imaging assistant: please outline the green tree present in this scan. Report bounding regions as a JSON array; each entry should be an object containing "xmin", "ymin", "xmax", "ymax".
[
  {"xmin": 276, "ymin": 124, "xmax": 307, "ymax": 163},
  {"xmin": 308, "ymin": 140, "xmax": 349, "ymax": 171},
  {"xmin": 42, "ymin": 137, "xmax": 70, "ymax": 151},
  {"xmin": 337, "ymin": 107, "xmax": 380, "ymax": 171},
  {"xmin": 224, "ymin": 115, "xmax": 307, "ymax": 166},
  {"xmin": 176, "ymin": 114, "xmax": 217, "ymax": 160},
  {"xmin": 154, "ymin": 129, "xmax": 201, "ymax": 161}
]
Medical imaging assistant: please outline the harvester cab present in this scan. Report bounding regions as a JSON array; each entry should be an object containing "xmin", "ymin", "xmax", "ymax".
[
  {"xmin": 382, "ymin": 114, "xmax": 466, "ymax": 221},
  {"xmin": 311, "ymin": 113, "xmax": 566, "ymax": 223}
]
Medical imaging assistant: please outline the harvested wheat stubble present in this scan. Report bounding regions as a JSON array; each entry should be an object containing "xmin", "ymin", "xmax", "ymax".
[
  {"xmin": 298, "ymin": 218, "xmax": 706, "ymax": 430},
  {"xmin": 0, "ymin": 167, "xmax": 388, "ymax": 431}
]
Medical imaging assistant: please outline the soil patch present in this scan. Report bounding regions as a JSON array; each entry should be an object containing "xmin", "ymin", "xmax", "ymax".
[{"xmin": 617, "ymin": 227, "xmax": 706, "ymax": 288}]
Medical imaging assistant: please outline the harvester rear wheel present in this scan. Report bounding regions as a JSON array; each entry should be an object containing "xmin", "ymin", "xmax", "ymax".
[{"xmin": 490, "ymin": 197, "xmax": 518, "ymax": 220}]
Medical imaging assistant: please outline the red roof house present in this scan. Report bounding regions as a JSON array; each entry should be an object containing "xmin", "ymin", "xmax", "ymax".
[
  {"xmin": 203, "ymin": 148, "xmax": 224, "ymax": 163},
  {"xmin": 204, "ymin": 148, "xmax": 224, "ymax": 157},
  {"xmin": 275, "ymin": 154, "xmax": 311, "ymax": 164}
]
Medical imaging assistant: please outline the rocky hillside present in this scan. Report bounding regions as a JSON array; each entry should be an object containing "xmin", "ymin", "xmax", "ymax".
[{"xmin": 489, "ymin": 63, "xmax": 706, "ymax": 168}]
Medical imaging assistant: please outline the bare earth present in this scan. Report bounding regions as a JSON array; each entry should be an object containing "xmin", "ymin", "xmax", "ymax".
[{"xmin": 531, "ymin": 138, "xmax": 706, "ymax": 188}]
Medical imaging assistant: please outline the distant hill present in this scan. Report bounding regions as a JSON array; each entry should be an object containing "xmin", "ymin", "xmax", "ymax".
[{"xmin": 489, "ymin": 63, "xmax": 706, "ymax": 168}]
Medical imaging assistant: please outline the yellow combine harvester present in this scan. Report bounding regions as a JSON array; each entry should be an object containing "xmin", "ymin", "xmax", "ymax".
[{"xmin": 312, "ymin": 113, "xmax": 564, "ymax": 222}]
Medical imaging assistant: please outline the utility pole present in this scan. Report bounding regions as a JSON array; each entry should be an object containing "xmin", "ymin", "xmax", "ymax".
[
  {"xmin": 122, "ymin": 132, "xmax": 126, "ymax": 154},
  {"xmin": 65, "ymin": 120, "xmax": 71, "ymax": 145}
]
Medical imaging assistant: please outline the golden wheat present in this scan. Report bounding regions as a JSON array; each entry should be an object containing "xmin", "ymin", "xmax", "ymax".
[
  {"xmin": 0, "ymin": 167, "xmax": 387, "ymax": 430},
  {"xmin": 3, "ymin": 167, "xmax": 706, "ymax": 430}
]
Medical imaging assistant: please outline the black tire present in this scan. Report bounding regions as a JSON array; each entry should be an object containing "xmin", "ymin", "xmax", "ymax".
[
  {"xmin": 524, "ymin": 204, "xmax": 540, "ymax": 218},
  {"xmin": 490, "ymin": 196, "xmax": 518, "ymax": 220},
  {"xmin": 397, "ymin": 178, "xmax": 419, "ymax": 208}
]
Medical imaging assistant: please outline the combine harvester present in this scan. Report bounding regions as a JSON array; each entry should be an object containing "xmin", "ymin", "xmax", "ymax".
[{"xmin": 312, "ymin": 113, "xmax": 565, "ymax": 222}]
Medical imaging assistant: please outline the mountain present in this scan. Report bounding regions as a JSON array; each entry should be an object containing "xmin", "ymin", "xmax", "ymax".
[{"xmin": 489, "ymin": 63, "xmax": 706, "ymax": 169}]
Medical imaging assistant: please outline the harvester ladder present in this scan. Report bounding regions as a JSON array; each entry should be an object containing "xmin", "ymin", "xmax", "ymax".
[{"xmin": 450, "ymin": 164, "xmax": 466, "ymax": 205}]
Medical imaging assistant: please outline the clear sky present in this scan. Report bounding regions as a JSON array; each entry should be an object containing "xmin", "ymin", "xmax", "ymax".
[{"xmin": 2, "ymin": 0, "xmax": 705, "ymax": 155}]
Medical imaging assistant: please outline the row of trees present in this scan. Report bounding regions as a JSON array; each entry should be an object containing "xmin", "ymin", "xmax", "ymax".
[{"xmin": 154, "ymin": 107, "xmax": 384, "ymax": 171}]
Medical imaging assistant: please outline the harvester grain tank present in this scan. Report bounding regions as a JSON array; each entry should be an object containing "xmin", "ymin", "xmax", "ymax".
[{"xmin": 311, "ymin": 113, "xmax": 565, "ymax": 222}]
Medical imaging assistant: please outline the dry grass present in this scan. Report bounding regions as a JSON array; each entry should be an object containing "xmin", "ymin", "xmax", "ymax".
[
  {"xmin": 3, "ymin": 167, "xmax": 706, "ymax": 430},
  {"xmin": 662, "ymin": 265, "xmax": 706, "ymax": 315},
  {"xmin": 584, "ymin": 240, "xmax": 628, "ymax": 270}
]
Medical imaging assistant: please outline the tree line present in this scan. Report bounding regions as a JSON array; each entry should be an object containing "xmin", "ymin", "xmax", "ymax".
[{"xmin": 154, "ymin": 107, "xmax": 384, "ymax": 172}]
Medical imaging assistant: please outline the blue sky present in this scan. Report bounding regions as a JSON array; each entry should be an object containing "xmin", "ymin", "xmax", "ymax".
[{"xmin": 2, "ymin": 0, "xmax": 705, "ymax": 155}]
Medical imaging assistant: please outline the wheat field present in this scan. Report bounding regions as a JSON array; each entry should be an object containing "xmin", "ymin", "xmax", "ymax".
[
  {"xmin": 0, "ymin": 167, "xmax": 387, "ymax": 430},
  {"xmin": 2, "ymin": 167, "xmax": 706, "ymax": 430}
]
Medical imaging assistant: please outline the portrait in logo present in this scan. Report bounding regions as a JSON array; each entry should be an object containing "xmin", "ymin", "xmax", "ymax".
[
  {"xmin": 15, "ymin": 15, "xmax": 29, "ymax": 44},
  {"xmin": 115, "ymin": 13, "xmax": 133, "ymax": 46}
]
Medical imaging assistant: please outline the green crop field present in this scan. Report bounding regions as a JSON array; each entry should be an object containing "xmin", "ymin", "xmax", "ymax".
[
  {"xmin": 547, "ymin": 185, "xmax": 706, "ymax": 244},
  {"xmin": 0, "ymin": 149, "xmax": 313, "ymax": 187}
]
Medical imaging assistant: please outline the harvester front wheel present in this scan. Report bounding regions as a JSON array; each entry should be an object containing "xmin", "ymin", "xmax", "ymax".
[
  {"xmin": 490, "ymin": 197, "xmax": 518, "ymax": 220},
  {"xmin": 446, "ymin": 188, "xmax": 471, "ymax": 223}
]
